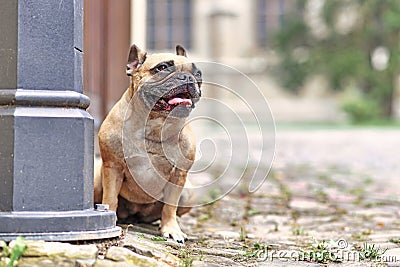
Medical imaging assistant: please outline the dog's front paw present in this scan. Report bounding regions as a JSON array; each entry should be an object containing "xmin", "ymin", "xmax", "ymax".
[{"xmin": 160, "ymin": 221, "xmax": 187, "ymax": 244}]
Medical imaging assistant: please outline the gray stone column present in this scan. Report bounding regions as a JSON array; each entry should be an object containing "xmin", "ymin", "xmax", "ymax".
[{"xmin": 0, "ymin": 0, "xmax": 120, "ymax": 240}]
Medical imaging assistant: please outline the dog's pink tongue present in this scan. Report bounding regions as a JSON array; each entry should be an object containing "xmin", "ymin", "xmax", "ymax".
[{"xmin": 168, "ymin": 98, "xmax": 192, "ymax": 106}]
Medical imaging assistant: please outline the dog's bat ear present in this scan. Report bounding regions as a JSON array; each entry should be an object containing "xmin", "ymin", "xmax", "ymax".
[
  {"xmin": 127, "ymin": 44, "xmax": 147, "ymax": 76},
  {"xmin": 176, "ymin": 45, "xmax": 187, "ymax": 57}
]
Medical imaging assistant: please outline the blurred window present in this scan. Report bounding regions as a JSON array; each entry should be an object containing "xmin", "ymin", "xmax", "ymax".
[
  {"xmin": 147, "ymin": 0, "xmax": 192, "ymax": 50},
  {"xmin": 256, "ymin": 0, "xmax": 287, "ymax": 48}
]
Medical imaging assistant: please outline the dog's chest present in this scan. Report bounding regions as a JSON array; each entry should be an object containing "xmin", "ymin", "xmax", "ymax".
[
  {"xmin": 120, "ymin": 118, "xmax": 194, "ymax": 203},
  {"xmin": 122, "ymin": 148, "xmax": 174, "ymax": 203}
]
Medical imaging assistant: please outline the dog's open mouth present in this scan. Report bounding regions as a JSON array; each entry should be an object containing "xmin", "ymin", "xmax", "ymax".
[{"xmin": 153, "ymin": 89, "xmax": 194, "ymax": 112}]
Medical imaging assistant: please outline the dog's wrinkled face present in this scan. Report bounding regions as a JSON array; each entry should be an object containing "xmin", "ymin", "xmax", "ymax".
[{"xmin": 127, "ymin": 45, "xmax": 202, "ymax": 118}]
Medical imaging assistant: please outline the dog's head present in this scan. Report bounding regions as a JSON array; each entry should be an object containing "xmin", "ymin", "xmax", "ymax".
[{"xmin": 126, "ymin": 44, "xmax": 202, "ymax": 118}]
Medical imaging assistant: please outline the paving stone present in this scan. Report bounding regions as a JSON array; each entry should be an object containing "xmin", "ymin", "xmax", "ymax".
[
  {"xmin": 215, "ymin": 231, "xmax": 241, "ymax": 240},
  {"xmin": 76, "ymin": 259, "xmax": 97, "ymax": 266},
  {"xmin": 251, "ymin": 195, "xmax": 288, "ymax": 208},
  {"xmin": 257, "ymin": 261, "xmax": 320, "ymax": 267},
  {"xmin": 252, "ymin": 180, "xmax": 281, "ymax": 197},
  {"xmin": 191, "ymin": 254, "xmax": 240, "ymax": 267},
  {"xmin": 366, "ymin": 231, "xmax": 400, "ymax": 243},
  {"xmin": 289, "ymin": 198, "xmax": 332, "ymax": 213},
  {"xmin": 18, "ymin": 257, "xmax": 75, "ymax": 267},
  {"xmin": 95, "ymin": 259, "xmax": 137, "ymax": 267},
  {"xmin": 209, "ymin": 197, "xmax": 247, "ymax": 224},
  {"xmin": 18, "ymin": 240, "xmax": 98, "ymax": 260},
  {"xmin": 105, "ymin": 246, "xmax": 160, "ymax": 267},
  {"xmin": 120, "ymin": 231, "xmax": 182, "ymax": 266},
  {"xmin": 353, "ymin": 207, "xmax": 398, "ymax": 217},
  {"xmin": 191, "ymin": 260, "xmax": 221, "ymax": 267}
]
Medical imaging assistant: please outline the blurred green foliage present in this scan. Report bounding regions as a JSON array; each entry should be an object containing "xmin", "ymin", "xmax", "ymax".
[
  {"xmin": 0, "ymin": 237, "xmax": 27, "ymax": 267},
  {"xmin": 340, "ymin": 88, "xmax": 380, "ymax": 123},
  {"xmin": 274, "ymin": 0, "xmax": 400, "ymax": 122}
]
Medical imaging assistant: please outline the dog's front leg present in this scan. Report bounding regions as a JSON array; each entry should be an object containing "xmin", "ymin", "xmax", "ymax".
[
  {"xmin": 101, "ymin": 162, "xmax": 124, "ymax": 211},
  {"xmin": 160, "ymin": 169, "xmax": 188, "ymax": 243}
]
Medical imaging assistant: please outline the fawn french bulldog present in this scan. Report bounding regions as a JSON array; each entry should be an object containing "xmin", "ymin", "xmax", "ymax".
[{"xmin": 94, "ymin": 44, "xmax": 202, "ymax": 243}]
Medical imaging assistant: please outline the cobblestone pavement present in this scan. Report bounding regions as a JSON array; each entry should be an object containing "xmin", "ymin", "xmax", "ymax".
[{"xmin": 3, "ymin": 128, "xmax": 400, "ymax": 266}]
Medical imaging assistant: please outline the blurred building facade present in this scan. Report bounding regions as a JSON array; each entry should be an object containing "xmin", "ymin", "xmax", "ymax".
[{"xmin": 85, "ymin": 0, "xmax": 350, "ymax": 125}]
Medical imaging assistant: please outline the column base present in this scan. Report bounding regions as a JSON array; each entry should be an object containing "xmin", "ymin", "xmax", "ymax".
[{"xmin": 0, "ymin": 210, "xmax": 121, "ymax": 241}]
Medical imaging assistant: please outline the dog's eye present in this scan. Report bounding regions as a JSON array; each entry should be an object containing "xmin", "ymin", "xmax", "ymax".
[
  {"xmin": 154, "ymin": 63, "xmax": 169, "ymax": 72},
  {"xmin": 194, "ymin": 70, "xmax": 202, "ymax": 79}
]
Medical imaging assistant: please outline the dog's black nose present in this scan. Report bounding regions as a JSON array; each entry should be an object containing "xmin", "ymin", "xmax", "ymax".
[{"xmin": 177, "ymin": 73, "xmax": 194, "ymax": 83}]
